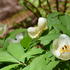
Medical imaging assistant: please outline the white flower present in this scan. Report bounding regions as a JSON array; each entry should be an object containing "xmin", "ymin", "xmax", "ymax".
[
  {"xmin": 27, "ymin": 17, "xmax": 48, "ymax": 38},
  {"xmin": 38, "ymin": 17, "xmax": 47, "ymax": 29},
  {"xmin": 16, "ymin": 33, "xmax": 24, "ymax": 41},
  {"xmin": 27, "ymin": 27, "xmax": 41, "ymax": 39},
  {"xmin": 9, "ymin": 33, "xmax": 24, "ymax": 43},
  {"xmin": 51, "ymin": 34, "xmax": 70, "ymax": 60}
]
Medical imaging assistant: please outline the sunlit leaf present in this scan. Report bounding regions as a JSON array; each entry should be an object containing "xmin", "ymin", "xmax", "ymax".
[
  {"xmin": 0, "ymin": 49, "xmax": 18, "ymax": 63},
  {"xmin": 39, "ymin": 29, "xmax": 60, "ymax": 45},
  {"xmin": 7, "ymin": 43, "xmax": 25, "ymax": 62},
  {"xmin": 23, "ymin": 52, "xmax": 59, "ymax": 70}
]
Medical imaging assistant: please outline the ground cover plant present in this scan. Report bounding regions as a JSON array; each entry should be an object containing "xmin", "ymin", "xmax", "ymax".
[{"xmin": 0, "ymin": 0, "xmax": 70, "ymax": 70}]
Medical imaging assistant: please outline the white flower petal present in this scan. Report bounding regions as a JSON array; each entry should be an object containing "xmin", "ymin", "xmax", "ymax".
[
  {"xmin": 53, "ymin": 50, "xmax": 60, "ymax": 57},
  {"xmin": 9, "ymin": 39, "xmax": 20, "ymax": 43},
  {"xmin": 16, "ymin": 33, "xmax": 24, "ymax": 40},
  {"xmin": 51, "ymin": 34, "xmax": 70, "ymax": 60},
  {"xmin": 27, "ymin": 27, "xmax": 41, "ymax": 38},
  {"xmin": 38, "ymin": 17, "xmax": 47, "ymax": 29},
  {"xmin": 9, "ymin": 33, "xmax": 24, "ymax": 43},
  {"xmin": 58, "ymin": 34, "xmax": 70, "ymax": 49},
  {"xmin": 38, "ymin": 17, "xmax": 47, "ymax": 26}
]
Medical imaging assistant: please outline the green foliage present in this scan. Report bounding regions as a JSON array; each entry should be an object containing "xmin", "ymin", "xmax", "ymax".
[
  {"xmin": 7, "ymin": 43, "xmax": 25, "ymax": 62},
  {"xmin": 59, "ymin": 15, "xmax": 70, "ymax": 36},
  {"xmin": 23, "ymin": 52, "xmax": 59, "ymax": 70},
  {"xmin": 23, "ymin": 47, "xmax": 44, "ymax": 60},
  {"xmin": 0, "ymin": 49, "xmax": 19, "ymax": 63},
  {"xmin": 0, "ymin": 39, "xmax": 4, "ymax": 48},
  {"xmin": 0, "ymin": 12, "xmax": 70, "ymax": 70},
  {"xmin": 21, "ymin": 35, "xmax": 32, "ymax": 49},
  {"xmin": 8, "ymin": 28, "xmax": 26, "ymax": 39},
  {"xmin": 39, "ymin": 29, "xmax": 60, "ymax": 45}
]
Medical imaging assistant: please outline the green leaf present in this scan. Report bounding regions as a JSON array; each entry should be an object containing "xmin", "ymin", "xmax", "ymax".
[
  {"xmin": 7, "ymin": 43, "xmax": 25, "ymax": 62},
  {"xmin": 53, "ymin": 23, "xmax": 68, "ymax": 34},
  {"xmin": 46, "ymin": 59, "xmax": 59, "ymax": 70},
  {"xmin": 22, "ymin": 65, "xmax": 30, "ymax": 70},
  {"xmin": 23, "ymin": 47, "xmax": 44, "ymax": 60},
  {"xmin": 0, "ymin": 39, "xmax": 4, "ymax": 48},
  {"xmin": 23, "ymin": 52, "xmax": 59, "ymax": 70},
  {"xmin": 0, "ymin": 49, "xmax": 18, "ymax": 63},
  {"xmin": 8, "ymin": 28, "xmax": 26, "ymax": 39},
  {"xmin": 30, "ymin": 39, "xmax": 40, "ymax": 48},
  {"xmin": 48, "ymin": 12, "xmax": 60, "ymax": 18},
  {"xmin": 47, "ymin": 12, "xmax": 60, "ymax": 30},
  {"xmin": 21, "ymin": 35, "xmax": 32, "ymax": 49},
  {"xmin": 59, "ymin": 15, "xmax": 70, "ymax": 36},
  {"xmin": 47, "ymin": 12, "xmax": 69, "ymax": 35},
  {"xmin": 0, "ymin": 64, "xmax": 19, "ymax": 70},
  {"xmin": 7, "ymin": 43, "xmax": 43, "ymax": 63},
  {"xmin": 39, "ymin": 29, "xmax": 60, "ymax": 45}
]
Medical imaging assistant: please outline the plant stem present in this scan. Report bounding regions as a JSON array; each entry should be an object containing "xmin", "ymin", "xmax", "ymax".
[
  {"xmin": 46, "ymin": 0, "xmax": 52, "ymax": 13},
  {"xmin": 24, "ymin": 0, "xmax": 41, "ymax": 17},
  {"xmin": 55, "ymin": 0, "xmax": 59, "ymax": 12},
  {"xmin": 39, "ymin": 0, "xmax": 41, "ymax": 7},
  {"xmin": 63, "ymin": 0, "xmax": 67, "ymax": 13}
]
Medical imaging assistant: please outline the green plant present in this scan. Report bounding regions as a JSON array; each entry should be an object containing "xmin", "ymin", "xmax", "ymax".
[{"xmin": 0, "ymin": 0, "xmax": 70, "ymax": 70}]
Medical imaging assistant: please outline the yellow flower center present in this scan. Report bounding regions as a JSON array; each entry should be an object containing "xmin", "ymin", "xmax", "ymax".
[{"xmin": 59, "ymin": 45, "xmax": 70, "ymax": 53}]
